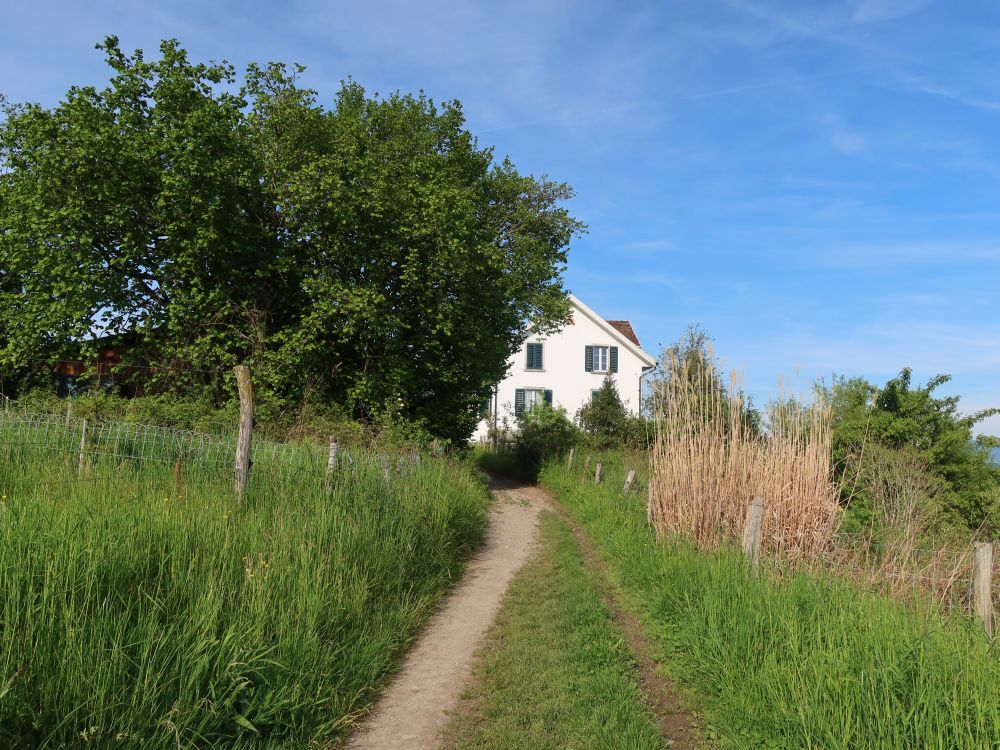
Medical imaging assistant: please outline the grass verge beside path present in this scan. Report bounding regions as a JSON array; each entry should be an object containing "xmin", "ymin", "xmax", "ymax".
[
  {"xmin": 541, "ymin": 461, "xmax": 1000, "ymax": 750},
  {"xmin": 0, "ymin": 426, "xmax": 488, "ymax": 749},
  {"xmin": 442, "ymin": 512, "xmax": 668, "ymax": 750}
]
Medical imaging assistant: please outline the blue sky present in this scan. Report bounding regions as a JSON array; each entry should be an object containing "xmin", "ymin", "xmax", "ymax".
[{"xmin": 2, "ymin": 0, "xmax": 998, "ymax": 433}]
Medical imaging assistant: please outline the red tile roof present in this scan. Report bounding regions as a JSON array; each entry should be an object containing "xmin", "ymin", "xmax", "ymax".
[{"xmin": 607, "ymin": 320, "xmax": 641, "ymax": 347}]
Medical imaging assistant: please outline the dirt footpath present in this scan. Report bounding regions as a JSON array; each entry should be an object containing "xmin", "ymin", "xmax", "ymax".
[{"xmin": 345, "ymin": 478, "xmax": 547, "ymax": 750}]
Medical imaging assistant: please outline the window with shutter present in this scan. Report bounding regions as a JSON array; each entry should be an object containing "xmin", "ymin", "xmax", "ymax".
[
  {"xmin": 526, "ymin": 342, "xmax": 543, "ymax": 370},
  {"xmin": 585, "ymin": 345, "xmax": 594, "ymax": 372},
  {"xmin": 544, "ymin": 389, "xmax": 553, "ymax": 405},
  {"xmin": 514, "ymin": 388, "xmax": 526, "ymax": 415},
  {"xmin": 610, "ymin": 346, "xmax": 618, "ymax": 373},
  {"xmin": 524, "ymin": 389, "xmax": 544, "ymax": 411}
]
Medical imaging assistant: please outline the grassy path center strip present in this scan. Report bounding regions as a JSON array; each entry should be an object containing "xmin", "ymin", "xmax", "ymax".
[{"xmin": 442, "ymin": 509, "xmax": 679, "ymax": 750}]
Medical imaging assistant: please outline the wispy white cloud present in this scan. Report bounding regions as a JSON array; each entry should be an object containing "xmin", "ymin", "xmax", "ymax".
[
  {"xmin": 616, "ymin": 239, "xmax": 676, "ymax": 256},
  {"xmin": 809, "ymin": 240, "xmax": 1000, "ymax": 268},
  {"xmin": 823, "ymin": 114, "xmax": 869, "ymax": 154},
  {"xmin": 900, "ymin": 79, "xmax": 1000, "ymax": 112},
  {"xmin": 850, "ymin": 0, "xmax": 934, "ymax": 24}
]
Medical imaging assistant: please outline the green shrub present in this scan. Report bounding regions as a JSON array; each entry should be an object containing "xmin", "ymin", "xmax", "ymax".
[
  {"xmin": 11, "ymin": 389, "xmax": 436, "ymax": 449},
  {"xmin": 575, "ymin": 373, "xmax": 651, "ymax": 450},
  {"xmin": 516, "ymin": 403, "xmax": 577, "ymax": 472}
]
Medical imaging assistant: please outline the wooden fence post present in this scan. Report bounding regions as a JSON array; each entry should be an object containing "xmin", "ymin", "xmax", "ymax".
[
  {"xmin": 380, "ymin": 454, "xmax": 392, "ymax": 483},
  {"xmin": 77, "ymin": 418, "xmax": 88, "ymax": 477},
  {"xmin": 326, "ymin": 437, "xmax": 338, "ymax": 487},
  {"xmin": 65, "ymin": 399, "xmax": 72, "ymax": 426},
  {"xmin": 567, "ymin": 447, "xmax": 575, "ymax": 469},
  {"xmin": 584, "ymin": 455, "xmax": 591, "ymax": 472},
  {"xmin": 234, "ymin": 365, "xmax": 253, "ymax": 503},
  {"xmin": 742, "ymin": 497, "xmax": 764, "ymax": 569},
  {"xmin": 622, "ymin": 469, "xmax": 636, "ymax": 494},
  {"xmin": 172, "ymin": 461, "xmax": 182, "ymax": 496},
  {"xmin": 594, "ymin": 461, "xmax": 603, "ymax": 484},
  {"xmin": 972, "ymin": 542, "xmax": 994, "ymax": 640}
]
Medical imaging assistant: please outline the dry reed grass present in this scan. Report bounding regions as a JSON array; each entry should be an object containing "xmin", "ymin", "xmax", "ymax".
[
  {"xmin": 647, "ymin": 350, "xmax": 978, "ymax": 608},
  {"xmin": 648, "ymin": 351, "xmax": 841, "ymax": 563}
]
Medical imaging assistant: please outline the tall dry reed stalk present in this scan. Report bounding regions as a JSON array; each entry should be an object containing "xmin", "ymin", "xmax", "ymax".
[{"xmin": 648, "ymin": 351, "xmax": 841, "ymax": 563}]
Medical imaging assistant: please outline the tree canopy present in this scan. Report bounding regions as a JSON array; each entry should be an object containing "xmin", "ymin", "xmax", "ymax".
[
  {"xmin": 819, "ymin": 369, "xmax": 1000, "ymax": 531},
  {"xmin": 0, "ymin": 38, "xmax": 583, "ymax": 440}
]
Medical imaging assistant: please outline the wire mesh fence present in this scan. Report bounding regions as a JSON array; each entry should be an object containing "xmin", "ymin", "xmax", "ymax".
[{"xmin": 0, "ymin": 406, "xmax": 423, "ymax": 496}]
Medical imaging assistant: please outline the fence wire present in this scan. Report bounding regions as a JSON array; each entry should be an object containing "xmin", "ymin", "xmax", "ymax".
[{"xmin": 0, "ymin": 408, "xmax": 419, "ymax": 491}]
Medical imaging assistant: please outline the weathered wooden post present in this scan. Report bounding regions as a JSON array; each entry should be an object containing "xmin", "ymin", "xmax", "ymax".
[
  {"xmin": 622, "ymin": 469, "xmax": 636, "ymax": 494},
  {"xmin": 234, "ymin": 365, "xmax": 253, "ymax": 503},
  {"xmin": 594, "ymin": 461, "xmax": 603, "ymax": 484},
  {"xmin": 742, "ymin": 497, "xmax": 764, "ymax": 569},
  {"xmin": 77, "ymin": 418, "xmax": 89, "ymax": 477},
  {"xmin": 567, "ymin": 447, "xmax": 575, "ymax": 469},
  {"xmin": 380, "ymin": 454, "xmax": 392, "ymax": 483},
  {"xmin": 972, "ymin": 542, "xmax": 994, "ymax": 640},
  {"xmin": 65, "ymin": 399, "xmax": 72, "ymax": 426},
  {"xmin": 326, "ymin": 437, "xmax": 338, "ymax": 488},
  {"xmin": 584, "ymin": 455, "xmax": 591, "ymax": 472},
  {"xmin": 172, "ymin": 461, "xmax": 182, "ymax": 496}
]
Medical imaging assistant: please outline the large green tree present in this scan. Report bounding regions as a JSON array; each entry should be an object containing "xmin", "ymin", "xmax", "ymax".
[{"xmin": 0, "ymin": 38, "xmax": 582, "ymax": 440}]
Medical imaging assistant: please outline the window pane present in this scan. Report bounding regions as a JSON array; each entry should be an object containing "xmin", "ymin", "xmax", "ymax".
[{"xmin": 595, "ymin": 346, "xmax": 609, "ymax": 371}]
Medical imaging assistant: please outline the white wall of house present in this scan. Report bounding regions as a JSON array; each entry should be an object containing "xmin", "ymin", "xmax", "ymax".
[{"xmin": 473, "ymin": 295, "xmax": 656, "ymax": 441}]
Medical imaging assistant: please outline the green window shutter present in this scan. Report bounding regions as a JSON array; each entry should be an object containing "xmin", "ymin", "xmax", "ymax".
[
  {"xmin": 610, "ymin": 346, "xmax": 619, "ymax": 373},
  {"xmin": 526, "ymin": 343, "xmax": 543, "ymax": 370},
  {"xmin": 514, "ymin": 388, "xmax": 526, "ymax": 415},
  {"xmin": 585, "ymin": 345, "xmax": 594, "ymax": 372},
  {"xmin": 544, "ymin": 389, "xmax": 553, "ymax": 406}
]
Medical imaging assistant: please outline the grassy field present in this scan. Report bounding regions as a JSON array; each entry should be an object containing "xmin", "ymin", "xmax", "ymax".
[
  {"xmin": 443, "ymin": 512, "xmax": 667, "ymax": 750},
  {"xmin": 0, "ymin": 415, "xmax": 488, "ymax": 748},
  {"xmin": 541, "ymin": 459, "xmax": 1000, "ymax": 750}
]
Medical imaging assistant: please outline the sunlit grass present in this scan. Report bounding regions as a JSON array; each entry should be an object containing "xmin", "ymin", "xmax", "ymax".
[
  {"xmin": 542, "ymin": 460, "xmax": 1000, "ymax": 750},
  {"xmin": 0, "ymin": 419, "xmax": 488, "ymax": 748},
  {"xmin": 443, "ymin": 512, "xmax": 666, "ymax": 750}
]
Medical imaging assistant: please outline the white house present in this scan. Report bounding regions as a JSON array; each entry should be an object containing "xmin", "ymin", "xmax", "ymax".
[{"xmin": 474, "ymin": 294, "xmax": 656, "ymax": 441}]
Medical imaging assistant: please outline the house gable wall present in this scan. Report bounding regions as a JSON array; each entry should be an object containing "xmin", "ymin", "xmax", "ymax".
[{"xmin": 474, "ymin": 297, "xmax": 653, "ymax": 440}]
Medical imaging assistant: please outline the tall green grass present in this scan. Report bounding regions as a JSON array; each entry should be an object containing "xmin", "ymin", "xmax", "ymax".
[
  {"xmin": 0, "ymin": 417, "xmax": 488, "ymax": 748},
  {"xmin": 542, "ymin": 460, "xmax": 1000, "ymax": 750}
]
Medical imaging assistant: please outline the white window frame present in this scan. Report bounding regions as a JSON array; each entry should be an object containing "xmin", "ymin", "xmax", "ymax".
[
  {"xmin": 593, "ymin": 345, "xmax": 610, "ymax": 373},
  {"xmin": 524, "ymin": 388, "xmax": 545, "ymax": 411}
]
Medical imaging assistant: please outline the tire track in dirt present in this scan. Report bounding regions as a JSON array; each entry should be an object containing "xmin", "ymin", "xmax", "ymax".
[{"xmin": 541, "ymin": 486, "xmax": 703, "ymax": 749}]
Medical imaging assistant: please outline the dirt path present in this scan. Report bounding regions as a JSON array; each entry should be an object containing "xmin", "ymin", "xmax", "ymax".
[{"xmin": 345, "ymin": 478, "xmax": 547, "ymax": 750}]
